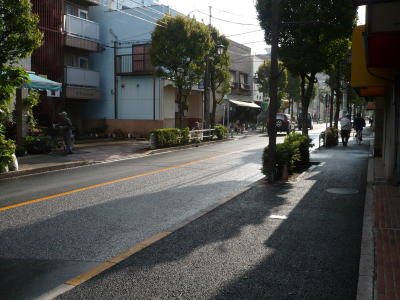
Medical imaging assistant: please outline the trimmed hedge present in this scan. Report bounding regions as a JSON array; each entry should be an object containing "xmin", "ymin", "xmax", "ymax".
[
  {"xmin": 150, "ymin": 128, "xmax": 190, "ymax": 148},
  {"xmin": 262, "ymin": 133, "xmax": 313, "ymax": 179}
]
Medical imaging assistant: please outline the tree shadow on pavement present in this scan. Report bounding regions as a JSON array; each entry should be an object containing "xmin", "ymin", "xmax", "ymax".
[{"xmin": 209, "ymin": 143, "xmax": 369, "ymax": 299}]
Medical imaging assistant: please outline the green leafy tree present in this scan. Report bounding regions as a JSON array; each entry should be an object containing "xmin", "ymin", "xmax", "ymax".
[
  {"xmin": 0, "ymin": 0, "xmax": 43, "ymax": 121},
  {"xmin": 151, "ymin": 15, "xmax": 212, "ymax": 129},
  {"xmin": 255, "ymin": 59, "xmax": 288, "ymax": 108},
  {"xmin": 209, "ymin": 27, "xmax": 230, "ymax": 127},
  {"xmin": 0, "ymin": 0, "xmax": 42, "ymax": 170},
  {"xmin": 256, "ymin": 0, "xmax": 357, "ymax": 134}
]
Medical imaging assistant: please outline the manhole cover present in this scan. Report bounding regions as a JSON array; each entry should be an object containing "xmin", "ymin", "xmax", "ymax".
[{"xmin": 326, "ymin": 188, "xmax": 359, "ymax": 195}]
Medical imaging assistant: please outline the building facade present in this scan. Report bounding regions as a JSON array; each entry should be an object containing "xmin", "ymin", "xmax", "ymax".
[{"xmin": 31, "ymin": 0, "xmax": 102, "ymax": 133}]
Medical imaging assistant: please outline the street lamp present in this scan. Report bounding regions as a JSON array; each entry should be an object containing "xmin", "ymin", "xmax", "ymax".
[{"xmin": 203, "ymin": 43, "xmax": 225, "ymax": 129}]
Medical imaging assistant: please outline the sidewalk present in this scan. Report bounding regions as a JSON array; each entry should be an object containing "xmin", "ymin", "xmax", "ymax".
[
  {"xmin": 50, "ymin": 134, "xmax": 370, "ymax": 299},
  {"xmin": 362, "ymin": 141, "xmax": 400, "ymax": 300}
]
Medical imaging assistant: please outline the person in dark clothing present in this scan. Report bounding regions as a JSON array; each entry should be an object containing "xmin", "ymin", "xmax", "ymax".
[
  {"xmin": 353, "ymin": 113, "xmax": 366, "ymax": 142},
  {"xmin": 58, "ymin": 112, "xmax": 73, "ymax": 154}
]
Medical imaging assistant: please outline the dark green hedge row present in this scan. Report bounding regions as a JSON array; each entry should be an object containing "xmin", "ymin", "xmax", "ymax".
[
  {"xmin": 151, "ymin": 125, "xmax": 228, "ymax": 148},
  {"xmin": 150, "ymin": 128, "xmax": 190, "ymax": 148}
]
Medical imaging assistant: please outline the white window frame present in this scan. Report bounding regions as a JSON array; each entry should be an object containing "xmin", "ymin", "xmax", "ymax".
[{"xmin": 78, "ymin": 9, "xmax": 88, "ymax": 19}]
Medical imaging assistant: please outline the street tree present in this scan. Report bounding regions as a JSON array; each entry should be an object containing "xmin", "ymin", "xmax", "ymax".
[
  {"xmin": 209, "ymin": 27, "xmax": 230, "ymax": 128},
  {"xmin": 0, "ymin": 0, "xmax": 43, "ymax": 122},
  {"xmin": 256, "ymin": 0, "xmax": 357, "ymax": 135},
  {"xmin": 150, "ymin": 15, "xmax": 212, "ymax": 129},
  {"xmin": 255, "ymin": 59, "xmax": 288, "ymax": 109}
]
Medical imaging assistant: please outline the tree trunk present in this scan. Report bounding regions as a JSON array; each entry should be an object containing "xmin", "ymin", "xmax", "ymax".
[
  {"xmin": 300, "ymin": 73, "xmax": 316, "ymax": 136},
  {"xmin": 177, "ymin": 88, "xmax": 183, "ymax": 129},
  {"xmin": 329, "ymin": 88, "xmax": 334, "ymax": 128}
]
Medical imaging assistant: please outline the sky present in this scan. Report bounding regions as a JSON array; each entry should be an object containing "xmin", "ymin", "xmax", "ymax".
[{"xmin": 158, "ymin": 0, "xmax": 366, "ymax": 55}]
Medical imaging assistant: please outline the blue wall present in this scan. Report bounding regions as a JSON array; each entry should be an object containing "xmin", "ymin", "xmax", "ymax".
[{"xmin": 86, "ymin": 4, "xmax": 176, "ymax": 120}]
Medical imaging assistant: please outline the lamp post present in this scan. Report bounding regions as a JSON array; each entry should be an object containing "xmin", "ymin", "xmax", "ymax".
[{"xmin": 203, "ymin": 43, "xmax": 224, "ymax": 129}]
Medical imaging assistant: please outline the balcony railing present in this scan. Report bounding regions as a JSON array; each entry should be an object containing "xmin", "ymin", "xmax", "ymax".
[
  {"xmin": 64, "ymin": 14, "xmax": 99, "ymax": 41},
  {"xmin": 230, "ymin": 82, "xmax": 251, "ymax": 96},
  {"xmin": 65, "ymin": 66, "xmax": 99, "ymax": 87},
  {"xmin": 116, "ymin": 53, "xmax": 155, "ymax": 75}
]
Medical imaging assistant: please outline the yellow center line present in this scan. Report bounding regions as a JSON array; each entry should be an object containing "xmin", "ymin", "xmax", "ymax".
[{"xmin": 0, "ymin": 147, "xmax": 258, "ymax": 212}]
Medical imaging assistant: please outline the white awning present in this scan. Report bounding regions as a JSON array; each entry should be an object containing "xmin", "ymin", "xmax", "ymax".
[{"xmin": 229, "ymin": 99, "xmax": 260, "ymax": 108}]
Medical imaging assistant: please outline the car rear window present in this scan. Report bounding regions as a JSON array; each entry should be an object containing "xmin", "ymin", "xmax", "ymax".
[{"xmin": 276, "ymin": 114, "xmax": 285, "ymax": 120}]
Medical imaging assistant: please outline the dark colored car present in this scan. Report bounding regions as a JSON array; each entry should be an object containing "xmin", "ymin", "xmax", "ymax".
[
  {"xmin": 268, "ymin": 113, "xmax": 294, "ymax": 134},
  {"xmin": 297, "ymin": 112, "xmax": 313, "ymax": 130}
]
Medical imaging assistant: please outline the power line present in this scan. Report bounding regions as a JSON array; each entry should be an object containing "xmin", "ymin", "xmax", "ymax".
[
  {"xmin": 100, "ymin": 1, "xmax": 165, "ymax": 28},
  {"xmin": 122, "ymin": 5, "xmax": 167, "ymax": 24},
  {"xmin": 226, "ymin": 29, "xmax": 263, "ymax": 37},
  {"xmin": 195, "ymin": 10, "xmax": 260, "ymax": 26},
  {"xmin": 123, "ymin": 0, "xmax": 167, "ymax": 16},
  {"xmin": 213, "ymin": 7, "xmax": 256, "ymax": 19}
]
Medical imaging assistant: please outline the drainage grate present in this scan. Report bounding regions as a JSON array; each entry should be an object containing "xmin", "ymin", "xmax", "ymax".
[{"xmin": 325, "ymin": 188, "xmax": 359, "ymax": 195}]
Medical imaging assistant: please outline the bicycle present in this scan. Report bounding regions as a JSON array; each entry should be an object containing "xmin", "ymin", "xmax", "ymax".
[{"xmin": 355, "ymin": 129, "xmax": 363, "ymax": 144}]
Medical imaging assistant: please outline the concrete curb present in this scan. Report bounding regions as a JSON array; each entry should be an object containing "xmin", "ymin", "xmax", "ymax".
[
  {"xmin": 0, "ymin": 161, "xmax": 93, "ymax": 180},
  {"xmin": 356, "ymin": 138, "xmax": 375, "ymax": 300}
]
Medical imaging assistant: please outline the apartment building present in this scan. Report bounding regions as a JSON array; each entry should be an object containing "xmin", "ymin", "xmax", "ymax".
[
  {"xmin": 31, "ymin": 0, "xmax": 102, "ymax": 132},
  {"xmin": 217, "ymin": 40, "xmax": 259, "ymax": 127}
]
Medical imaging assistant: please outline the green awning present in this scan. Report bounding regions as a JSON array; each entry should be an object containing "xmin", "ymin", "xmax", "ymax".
[{"xmin": 23, "ymin": 72, "xmax": 62, "ymax": 92}]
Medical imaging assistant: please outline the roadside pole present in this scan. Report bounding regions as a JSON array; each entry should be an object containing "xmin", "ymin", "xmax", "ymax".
[{"xmin": 267, "ymin": 0, "xmax": 280, "ymax": 183}]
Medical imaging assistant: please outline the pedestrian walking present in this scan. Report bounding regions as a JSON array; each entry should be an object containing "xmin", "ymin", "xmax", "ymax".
[
  {"xmin": 58, "ymin": 111, "xmax": 74, "ymax": 154},
  {"xmin": 340, "ymin": 114, "xmax": 352, "ymax": 146}
]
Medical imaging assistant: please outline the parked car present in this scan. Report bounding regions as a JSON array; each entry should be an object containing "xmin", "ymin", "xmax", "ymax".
[
  {"xmin": 268, "ymin": 113, "xmax": 294, "ymax": 134},
  {"xmin": 297, "ymin": 112, "xmax": 313, "ymax": 130}
]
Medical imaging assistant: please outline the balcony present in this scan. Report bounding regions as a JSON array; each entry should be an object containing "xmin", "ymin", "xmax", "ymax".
[
  {"xmin": 64, "ymin": 14, "xmax": 99, "ymax": 40},
  {"xmin": 81, "ymin": 0, "xmax": 101, "ymax": 5},
  {"xmin": 64, "ymin": 67, "xmax": 100, "ymax": 100},
  {"xmin": 230, "ymin": 82, "xmax": 251, "ymax": 96},
  {"xmin": 116, "ymin": 51, "xmax": 155, "ymax": 76}
]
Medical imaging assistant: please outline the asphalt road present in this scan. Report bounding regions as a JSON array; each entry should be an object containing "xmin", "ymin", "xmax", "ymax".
[
  {"xmin": 58, "ymin": 134, "xmax": 369, "ymax": 300},
  {"xmin": 0, "ymin": 133, "xmax": 280, "ymax": 299}
]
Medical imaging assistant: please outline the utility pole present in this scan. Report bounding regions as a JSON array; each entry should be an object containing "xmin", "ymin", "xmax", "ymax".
[
  {"xmin": 267, "ymin": 0, "xmax": 280, "ymax": 183},
  {"xmin": 203, "ymin": 6, "xmax": 212, "ymax": 129}
]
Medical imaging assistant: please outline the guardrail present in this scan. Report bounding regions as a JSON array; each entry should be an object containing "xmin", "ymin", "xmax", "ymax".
[{"xmin": 189, "ymin": 129, "xmax": 215, "ymax": 141}]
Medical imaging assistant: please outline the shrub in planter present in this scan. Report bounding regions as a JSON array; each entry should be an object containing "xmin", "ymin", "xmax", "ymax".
[
  {"xmin": 320, "ymin": 127, "xmax": 339, "ymax": 147},
  {"xmin": 262, "ymin": 142, "xmax": 300, "ymax": 179},
  {"xmin": 150, "ymin": 128, "xmax": 182, "ymax": 148},
  {"xmin": 214, "ymin": 125, "xmax": 228, "ymax": 140},
  {"xmin": 284, "ymin": 133, "xmax": 313, "ymax": 166},
  {"xmin": 181, "ymin": 127, "xmax": 190, "ymax": 145},
  {"xmin": 24, "ymin": 135, "xmax": 52, "ymax": 154}
]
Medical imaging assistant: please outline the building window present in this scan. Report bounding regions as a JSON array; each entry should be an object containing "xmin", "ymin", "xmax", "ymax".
[
  {"xmin": 79, "ymin": 57, "xmax": 89, "ymax": 69},
  {"xmin": 239, "ymin": 73, "xmax": 249, "ymax": 90},
  {"xmin": 78, "ymin": 9, "xmax": 88, "ymax": 19},
  {"xmin": 229, "ymin": 70, "xmax": 236, "ymax": 88},
  {"xmin": 66, "ymin": 5, "xmax": 74, "ymax": 15}
]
